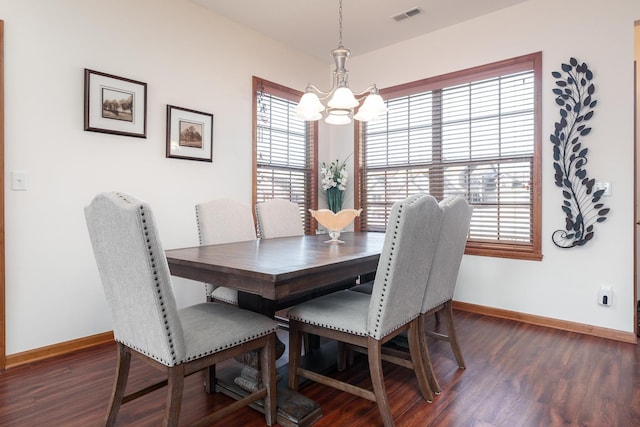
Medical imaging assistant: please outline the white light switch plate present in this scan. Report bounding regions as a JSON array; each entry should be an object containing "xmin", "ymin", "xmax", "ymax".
[{"xmin": 11, "ymin": 171, "xmax": 28, "ymax": 191}]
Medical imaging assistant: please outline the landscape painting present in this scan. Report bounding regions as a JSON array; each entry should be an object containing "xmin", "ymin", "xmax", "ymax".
[
  {"xmin": 166, "ymin": 105, "xmax": 213, "ymax": 162},
  {"xmin": 101, "ymin": 88, "xmax": 134, "ymax": 122},
  {"xmin": 179, "ymin": 120, "xmax": 203, "ymax": 148},
  {"xmin": 84, "ymin": 69, "xmax": 147, "ymax": 138}
]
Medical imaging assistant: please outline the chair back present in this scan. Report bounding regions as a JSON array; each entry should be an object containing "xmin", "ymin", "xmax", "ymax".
[
  {"xmin": 196, "ymin": 198, "xmax": 257, "ymax": 245},
  {"xmin": 85, "ymin": 192, "xmax": 185, "ymax": 366},
  {"xmin": 256, "ymin": 198, "xmax": 304, "ymax": 238},
  {"xmin": 367, "ymin": 194, "xmax": 443, "ymax": 340},
  {"xmin": 421, "ymin": 197, "xmax": 473, "ymax": 314}
]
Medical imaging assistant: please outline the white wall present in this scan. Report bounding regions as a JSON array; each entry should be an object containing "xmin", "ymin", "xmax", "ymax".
[
  {"xmin": 340, "ymin": 0, "xmax": 640, "ymax": 333},
  {"xmin": 4, "ymin": 0, "xmax": 640, "ymax": 356},
  {"xmin": 2, "ymin": 0, "xmax": 327, "ymax": 354}
]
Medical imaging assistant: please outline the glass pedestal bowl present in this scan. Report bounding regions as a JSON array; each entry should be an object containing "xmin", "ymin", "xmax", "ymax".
[{"xmin": 309, "ymin": 208, "xmax": 362, "ymax": 244}]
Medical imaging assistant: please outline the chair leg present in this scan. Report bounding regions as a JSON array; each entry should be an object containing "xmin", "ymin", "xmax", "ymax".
[
  {"xmin": 164, "ymin": 365, "xmax": 185, "ymax": 427},
  {"xmin": 261, "ymin": 334, "xmax": 278, "ymax": 426},
  {"xmin": 443, "ymin": 301, "xmax": 465, "ymax": 368},
  {"xmin": 419, "ymin": 314, "xmax": 441, "ymax": 394},
  {"xmin": 337, "ymin": 341, "xmax": 347, "ymax": 371},
  {"xmin": 407, "ymin": 320, "xmax": 434, "ymax": 402},
  {"xmin": 287, "ymin": 321, "xmax": 303, "ymax": 391},
  {"xmin": 105, "ymin": 343, "xmax": 131, "ymax": 427},
  {"xmin": 204, "ymin": 365, "xmax": 216, "ymax": 393},
  {"xmin": 368, "ymin": 338, "xmax": 394, "ymax": 427}
]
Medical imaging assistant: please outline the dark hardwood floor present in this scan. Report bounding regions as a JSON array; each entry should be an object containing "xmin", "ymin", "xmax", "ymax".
[{"xmin": 1, "ymin": 311, "xmax": 639, "ymax": 427}]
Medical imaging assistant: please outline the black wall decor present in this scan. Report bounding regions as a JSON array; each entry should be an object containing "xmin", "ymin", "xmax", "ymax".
[{"xmin": 550, "ymin": 57, "xmax": 609, "ymax": 248}]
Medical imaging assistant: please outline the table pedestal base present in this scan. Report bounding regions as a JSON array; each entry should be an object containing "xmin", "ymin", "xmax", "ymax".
[
  {"xmin": 216, "ymin": 364, "xmax": 322, "ymax": 427},
  {"xmin": 214, "ymin": 340, "xmax": 339, "ymax": 427}
]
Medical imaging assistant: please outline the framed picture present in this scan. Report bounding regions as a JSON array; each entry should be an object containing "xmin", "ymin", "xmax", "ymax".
[
  {"xmin": 166, "ymin": 105, "xmax": 213, "ymax": 162},
  {"xmin": 84, "ymin": 69, "xmax": 147, "ymax": 138}
]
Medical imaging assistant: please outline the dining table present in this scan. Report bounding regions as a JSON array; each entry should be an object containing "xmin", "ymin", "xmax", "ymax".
[{"xmin": 165, "ymin": 231, "xmax": 385, "ymax": 427}]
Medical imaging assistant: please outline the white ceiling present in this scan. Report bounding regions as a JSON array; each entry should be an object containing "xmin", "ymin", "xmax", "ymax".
[{"xmin": 192, "ymin": 0, "xmax": 528, "ymax": 61}]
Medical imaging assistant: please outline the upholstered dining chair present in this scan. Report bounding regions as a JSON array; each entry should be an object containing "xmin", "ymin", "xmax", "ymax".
[
  {"xmin": 347, "ymin": 196, "xmax": 473, "ymax": 395},
  {"xmin": 196, "ymin": 198, "xmax": 257, "ymax": 305},
  {"xmin": 287, "ymin": 194, "xmax": 444, "ymax": 427},
  {"xmin": 418, "ymin": 196, "xmax": 473, "ymax": 394},
  {"xmin": 255, "ymin": 198, "xmax": 304, "ymax": 239},
  {"xmin": 85, "ymin": 192, "xmax": 277, "ymax": 427}
]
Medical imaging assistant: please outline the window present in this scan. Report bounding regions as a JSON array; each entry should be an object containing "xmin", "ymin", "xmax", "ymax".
[
  {"xmin": 253, "ymin": 77, "xmax": 318, "ymax": 234},
  {"xmin": 357, "ymin": 53, "xmax": 541, "ymax": 260}
]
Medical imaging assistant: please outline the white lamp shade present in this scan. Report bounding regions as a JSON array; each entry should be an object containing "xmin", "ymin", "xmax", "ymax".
[
  {"xmin": 325, "ymin": 113, "xmax": 351, "ymax": 125},
  {"xmin": 361, "ymin": 93, "xmax": 387, "ymax": 114},
  {"xmin": 354, "ymin": 92, "xmax": 387, "ymax": 122},
  {"xmin": 296, "ymin": 92, "xmax": 325, "ymax": 113},
  {"xmin": 295, "ymin": 110, "xmax": 323, "ymax": 121},
  {"xmin": 353, "ymin": 110, "xmax": 376, "ymax": 122},
  {"xmin": 327, "ymin": 87, "xmax": 359, "ymax": 109}
]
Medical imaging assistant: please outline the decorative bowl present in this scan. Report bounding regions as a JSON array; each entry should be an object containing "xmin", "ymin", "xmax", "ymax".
[{"xmin": 309, "ymin": 208, "xmax": 362, "ymax": 243}]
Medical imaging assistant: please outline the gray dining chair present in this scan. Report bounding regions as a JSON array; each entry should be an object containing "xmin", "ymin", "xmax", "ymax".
[
  {"xmin": 287, "ymin": 194, "xmax": 444, "ymax": 427},
  {"xmin": 196, "ymin": 198, "xmax": 257, "ymax": 305},
  {"xmin": 85, "ymin": 192, "xmax": 277, "ymax": 427},
  {"xmin": 418, "ymin": 196, "xmax": 473, "ymax": 393},
  {"xmin": 256, "ymin": 198, "xmax": 304, "ymax": 238},
  {"xmin": 347, "ymin": 196, "xmax": 473, "ymax": 395}
]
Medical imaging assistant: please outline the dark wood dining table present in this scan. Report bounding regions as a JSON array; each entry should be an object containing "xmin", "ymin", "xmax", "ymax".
[{"xmin": 165, "ymin": 231, "xmax": 385, "ymax": 427}]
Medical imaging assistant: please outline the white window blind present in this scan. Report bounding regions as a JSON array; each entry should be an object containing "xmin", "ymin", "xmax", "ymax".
[
  {"xmin": 254, "ymin": 77, "xmax": 317, "ymax": 233},
  {"xmin": 359, "ymin": 53, "xmax": 541, "ymax": 259}
]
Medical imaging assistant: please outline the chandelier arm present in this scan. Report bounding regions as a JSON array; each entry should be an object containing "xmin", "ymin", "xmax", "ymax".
[
  {"xmin": 351, "ymin": 85, "xmax": 379, "ymax": 100},
  {"xmin": 304, "ymin": 83, "xmax": 337, "ymax": 100},
  {"xmin": 303, "ymin": 83, "xmax": 380, "ymax": 104}
]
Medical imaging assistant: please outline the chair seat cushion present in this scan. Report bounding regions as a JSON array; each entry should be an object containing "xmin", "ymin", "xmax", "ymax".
[
  {"xmin": 287, "ymin": 290, "xmax": 370, "ymax": 336},
  {"xmin": 179, "ymin": 303, "xmax": 277, "ymax": 363},
  {"xmin": 211, "ymin": 286, "xmax": 239, "ymax": 305},
  {"xmin": 349, "ymin": 281, "xmax": 373, "ymax": 294}
]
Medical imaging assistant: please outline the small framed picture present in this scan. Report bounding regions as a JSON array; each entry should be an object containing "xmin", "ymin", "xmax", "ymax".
[
  {"xmin": 84, "ymin": 69, "xmax": 147, "ymax": 138},
  {"xmin": 166, "ymin": 105, "xmax": 213, "ymax": 162}
]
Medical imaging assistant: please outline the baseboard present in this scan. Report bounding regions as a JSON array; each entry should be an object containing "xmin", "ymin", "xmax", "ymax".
[
  {"xmin": 453, "ymin": 301, "xmax": 638, "ymax": 344},
  {"xmin": 5, "ymin": 331, "xmax": 114, "ymax": 369},
  {"xmin": 4, "ymin": 302, "xmax": 637, "ymax": 369}
]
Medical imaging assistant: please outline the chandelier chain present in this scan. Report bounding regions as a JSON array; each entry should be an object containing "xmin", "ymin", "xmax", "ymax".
[{"xmin": 338, "ymin": 0, "xmax": 343, "ymax": 47}]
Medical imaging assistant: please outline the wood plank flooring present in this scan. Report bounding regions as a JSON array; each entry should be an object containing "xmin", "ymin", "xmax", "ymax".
[{"xmin": 1, "ymin": 311, "xmax": 639, "ymax": 426}]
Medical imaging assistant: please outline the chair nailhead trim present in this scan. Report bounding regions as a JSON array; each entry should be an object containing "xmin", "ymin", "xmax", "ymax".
[
  {"xmin": 141, "ymin": 202, "xmax": 177, "ymax": 364},
  {"xmin": 372, "ymin": 194, "xmax": 428, "ymax": 338},
  {"xmin": 182, "ymin": 327, "xmax": 277, "ymax": 362},
  {"xmin": 288, "ymin": 317, "xmax": 368, "ymax": 336}
]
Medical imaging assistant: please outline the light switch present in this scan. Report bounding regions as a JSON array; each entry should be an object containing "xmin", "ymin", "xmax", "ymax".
[{"xmin": 11, "ymin": 171, "xmax": 28, "ymax": 191}]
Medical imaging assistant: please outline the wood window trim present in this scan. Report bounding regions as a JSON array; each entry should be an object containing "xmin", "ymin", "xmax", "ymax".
[
  {"xmin": 0, "ymin": 20, "xmax": 5, "ymax": 368},
  {"xmin": 355, "ymin": 52, "xmax": 542, "ymax": 261},
  {"xmin": 252, "ymin": 76, "xmax": 318, "ymax": 234}
]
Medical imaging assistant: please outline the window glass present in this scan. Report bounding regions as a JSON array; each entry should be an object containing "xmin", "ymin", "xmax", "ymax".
[
  {"xmin": 253, "ymin": 77, "xmax": 317, "ymax": 233},
  {"xmin": 357, "ymin": 53, "xmax": 542, "ymax": 260}
]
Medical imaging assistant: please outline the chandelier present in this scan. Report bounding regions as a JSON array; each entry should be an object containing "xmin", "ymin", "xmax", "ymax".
[{"xmin": 295, "ymin": 0, "xmax": 387, "ymax": 125}]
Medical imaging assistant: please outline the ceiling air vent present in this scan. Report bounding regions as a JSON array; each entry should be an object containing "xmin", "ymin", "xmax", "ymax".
[{"xmin": 392, "ymin": 7, "xmax": 422, "ymax": 22}]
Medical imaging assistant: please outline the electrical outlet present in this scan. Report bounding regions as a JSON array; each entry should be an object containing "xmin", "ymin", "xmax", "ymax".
[
  {"xmin": 598, "ymin": 285, "xmax": 612, "ymax": 306},
  {"xmin": 594, "ymin": 181, "xmax": 611, "ymax": 196}
]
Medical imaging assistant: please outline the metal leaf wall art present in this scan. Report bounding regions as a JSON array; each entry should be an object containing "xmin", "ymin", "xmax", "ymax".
[{"xmin": 550, "ymin": 57, "xmax": 609, "ymax": 248}]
